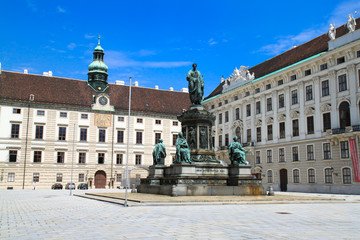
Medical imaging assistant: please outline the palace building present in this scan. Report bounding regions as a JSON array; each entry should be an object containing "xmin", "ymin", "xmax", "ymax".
[
  {"xmin": 203, "ymin": 16, "xmax": 360, "ymax": 194},
  {"xmin": 0, "ymin": 38, "xmax": 191, "ymax": 189}
]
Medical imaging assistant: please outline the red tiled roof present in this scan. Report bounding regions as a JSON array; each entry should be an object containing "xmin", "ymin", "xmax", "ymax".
[{"xmin": 0, "ymin": 71, "xmax": 191, "ymax": 116}]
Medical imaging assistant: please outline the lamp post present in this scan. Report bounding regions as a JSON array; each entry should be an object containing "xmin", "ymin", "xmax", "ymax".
[{"xmin": 124, "ymin": 77, "xmax": 132, "ymax": 207}]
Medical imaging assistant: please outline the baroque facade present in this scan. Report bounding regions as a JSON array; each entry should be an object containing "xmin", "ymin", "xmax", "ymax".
[
  {"xmin": 0, "ymin": 39, "xmax": 191, "ymax": 189},
  {"xmin": 204, "ymin": 17, "xmax": 360, "ymax": 194}
]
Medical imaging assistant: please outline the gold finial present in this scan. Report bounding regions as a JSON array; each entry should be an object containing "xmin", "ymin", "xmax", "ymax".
[
  {"xmin": 355, "ymin": 11, "xmax": 359, "ymax": 14},
  {"xmin": 98, "ymin": 35, "xmax": 101, "ymax": 45}
]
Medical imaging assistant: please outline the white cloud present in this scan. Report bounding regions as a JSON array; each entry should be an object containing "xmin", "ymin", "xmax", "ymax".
[
  {"xmin": 85, "ymin": 34, "xmax": 96, "ymax": 39},
  {"xmin": 208, "ymin": 38, "xmax": 217, "ymax": 46},
  {"xmin": 67, "ymin": 43, "xmax": 76, "ymax": 50},
  {"xmin": 57, "ymin": 6, "xmax": 66, "ymax": 13}
]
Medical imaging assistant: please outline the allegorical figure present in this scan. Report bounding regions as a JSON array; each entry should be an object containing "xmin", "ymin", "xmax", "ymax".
[
  {"xmin": 188, "ymin": 127, "xmax": 197, "ymax": 149},
  {"xmin": 228, "ymin": 136, "xmax": 250, "ymax": 165},
  {"xmin": 175, "ymin": 132, "xmax": 191, "ymax": 164},
  {"xmin": 186, "ymin": 63, "xmax": 204, "ymax": 105},
  {"xmin": 199, "ymin": 127, "xmax": 208, "ymax": 149},
  {"xmin": 152, "ymin": 139, "xmax": 166, "ymax": 165}
]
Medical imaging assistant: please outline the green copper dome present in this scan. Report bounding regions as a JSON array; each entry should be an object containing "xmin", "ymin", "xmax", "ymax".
[{"xmin": 88, "ymin": 60, "xmax": 108, "ymax": 72}]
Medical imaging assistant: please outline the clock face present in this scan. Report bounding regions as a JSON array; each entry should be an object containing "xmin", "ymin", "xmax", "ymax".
[{"xmin": 99, "ymin": 96, "xmax": 108, "ymax": 105}]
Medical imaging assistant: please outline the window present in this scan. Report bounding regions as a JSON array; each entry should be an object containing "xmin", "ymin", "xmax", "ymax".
[
  {"xmin": 33, "ymin": 173, "xmax": 40, "ymax": 182},
  {"xmin": 278, "ymin": 79, "xmax": 283, "ymax": 86},
  {"xmin": 255, "ymin": 88, "xmax": 260, "ymax": 93},
  {"xmin": 235, "ymin": 108, "xmax": 240, "ymax": 120},
  {"xmin": 218, "ymin": 102, "xmax": 222, "ymax": 107},
  {"xmin": 279, "ymin": 122, "xmax": 285, "ymax": 139},
  {"xmin": 234, "ymin": 96, "xmax": 239, "ymax": 101},
  {"xmin": 307, "ymin": 116, "xmax": 314, "ymax": 134},
  {"xmin": 98, "ymin": 153, "xmax": 105, "ymax": 164},
  {"xmin": 79, "ymin": 173, "xmax": 85, "ymax": 182},
  {"xmin": 219, "ymin": 113, "xmax": 222, "ymax": 124},
  {"xmin": 266, "ymin": 84, "xmax": 271, "ymax": 90},
  {"xmin": 256, "ymin": 127, "xmax": 261, "ymax": 142},
  {"xmin": 338, "ymin": 74, "xmax": 347, "ymax": 92},
  {"xmin": 340, "ymin": 141, "xmax": 349, "ymax": 158},
  {"xmin": 35, "ymin": 125, "xmax": 44, "ymax": 139},
  {"xmin": 81, "ymin": 114, "xmax": 88, "ymax": 119},
  {"xmin": 117, "ymin": 116, "xmax": 124, "ymax": 122},
  {"xmin": 37, "ymin": 110, "xmax": 45, "ymax": 116},
  {"xmin": 11, "ymin": 124, "xmax": 20, "ymax": 138},
  {"xmin": 34, "ymin": 151, "xmax": 41, "ymax": 163},
  {"xmin": 58, "ymin": 127, "xmax": 66, "ymax": 141},
  {"xmin": 321, "ymin": 80, "xmax": 329, "ymax": 96},
  {"xmin": 219, "ymin": 135, "xmax": 222, "ymax": 147},
  {"xmin": 278, "ymin": 94, "xmax": 284, "ymax": 108},
  {"xmin": 99, "ymin": 129, "xmax": 106, "ymax": 142},
  {"xmin": 8, "ymin": 173, "xmax": 15, "ymax": 182},
  {"xmin": 155, "ymin": 119, "xmax": 161, "ymax": 124},
  {"xmin": 246, "ymin": 129, "xmax": 251, "ymax": 143},
  {"xmin": 267, "ymin": 125, "xmax": 273, "ymax": 141},
  {"xmin": 255, "ymin": 151, "xmax": 261, "ymax": 164},
  {"xmin": 135, "ymin": 155, "xmax": 142, "ymax": 165},
  {"xmin": 290, "ymin": 74, "xmax": 296, "ymax": 81},
  {"xmin": 80, "ymin": 128, "xmax": 87, "ymax": 141},
  {"xmin": 292, "ymin": 119, "xmax": 299, "ymax": 137},
  {"xmin": 279, "ymin": 148, "xmax": 285, "ymax": 162},
  {"xmin": 13, "ymin": 108, "xmax": 21, "ymax": 114},
  {"xmin": 134, "ymin": 132, "xmax": 144, "ymax": 145},
  {"xmin": 9, "ymin": 150, "xmax": 17, "ymax": 162},
  {"xmin": 291, "ymin": 90, "xmax": 298, "ymax": 105},
  {"xmin": 304, "ymin": 69, "xmax": 311, "ymax": 76},
  {"xmin": 306, "ymin": 85, "xmax": 313, "ymax": 101},
  {"xmin": 323, "ymin": 143, "xmax": 331, "ymax": 159},
  {"xmin": 337, "ymin": 56, "xmax": 345, "ymax": 64},
  {"xmin": 60, "ymin": 112, "xmax": 67, "ymax": 118},
  {"xmin": 342, "ymin": 168, "xmax": 351, "ymax": 184},
  {"xmin": 173, "ymin": 134, "xmax": 178, "ymax": 146},
  {"xmin": 137, "ymin": 118, "xmax": 143, "ymax": 123},
  {"xmin": 256, "ymin": 101, "xmax": 261, "ymax": 114},
  {"xmin": 173, "ymin": 121, "xmax": 178, "ymax": 126},
  {"xmin": 307, "ymin": 145, "xmax": 314, "ymax": 160},
  {"xmin": 155, "ymin": 133, "xmax": 161, "ymax": 144},
  {"xmin": 308, "ymin": 169, "xmax": 315, "ymax": 183},
  {"xmin": 225, "ymin": 134, "xmax": 229, "ymax": 146},
  {"xmin": 325, "ymin": 168, "xmax": 333, "ymax": 184},
  {"xmin": 116, "ymin": 174, "xmax": 122, "ymax": 182},
  {"xmin": 56, "ymin": 173, "xmax": 63, "ymax": 182},
  {"xmin": 79, "ymin": 152, "xmax": 86, "ymax": 164},
  {"xmin": 267, "ymin": 150, "xmax": 272, "ymax": 163},
  {"xmin": 292, "ymin": 146, "xmax": 299, "ymax": 161},
  {"xmin": 246, "ymin": 104, "xmax": 251, "ymax": 117},
  {"xmin": 323, "ymin": 113, "xmax": 331, "ymax": 132},
  {"xmin": 116, "ymin": 154, "xmax": 123, "ymax": 165},
  {"xmin": 245, "ymin": 91, "xmax": 250, "ymax": 97},
  {"xmin": 225, "ymin": 111, "xmax": 229, "ymax": 122},
  {"xmin": 267, "ymin": 98, "xmax": 272, "ymax": 111},
  {"xmin": 357, "ymin": 50, "xmax": 360, "ymax": 58},
  {"xmin": 267, "ymin": 170, "xmax": 273, "ymax": 183},
  {"xmin": 116, "ymin": 130, "xmax": 124, "ymax": 143},
  {"xmin": 293, "ymin": 169, "xmax": 300, "ymax": 183},
  {"xmin": 57, "ymin": 152, "xmax": 65, "ymax": 163},
  {"xmin": 339, "ymin": 101, "xmax": 351, "ymax": 129},
  {"xmin": 320, "ymin": 63, "xmax": 327, "ymax": 71},
  {"xmin": 224, "ymin": 100, "xmax": 228, "ymax": 104}
]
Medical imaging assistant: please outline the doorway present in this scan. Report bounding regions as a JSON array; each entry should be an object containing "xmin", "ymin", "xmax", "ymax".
[
  {"xmin": 279, "ymin": 169, "xmax": 288, "ymax": 192},
  {"xmin": 94, "ymin": 170, "xmax": 106, "ymax": 188}
]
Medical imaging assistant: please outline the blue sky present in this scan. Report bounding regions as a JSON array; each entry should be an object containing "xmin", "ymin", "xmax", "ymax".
[{"xmin": 1, "ymin": 0, "xmax": 359, "ymax": 96}]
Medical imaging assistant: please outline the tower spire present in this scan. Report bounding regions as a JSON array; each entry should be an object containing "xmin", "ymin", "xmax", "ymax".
[{"xmin": 87, "ymin": 36, "xmax": 108, "ymax": 92}]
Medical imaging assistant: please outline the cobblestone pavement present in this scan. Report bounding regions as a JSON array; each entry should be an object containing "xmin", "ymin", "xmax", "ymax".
[{"xmin": 1, "ymin": 190, "xmax": 360, "ymax": 240}]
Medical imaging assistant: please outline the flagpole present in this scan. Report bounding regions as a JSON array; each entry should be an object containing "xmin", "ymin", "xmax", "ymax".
[{"xmin": 124, "ymin": 77, "xmax": 132, "ymax": 207}]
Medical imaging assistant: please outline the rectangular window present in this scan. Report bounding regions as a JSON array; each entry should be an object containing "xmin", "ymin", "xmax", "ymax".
[
  {"xmin": 8, "ymin": 173, "xmax": 15, "ymax": 182},
  {"xmin": 118, "ymin": 116, "xmax": 124, "ymax": 121},
  {"xmin": 98, "ymin": 153, "xmax": 105, "ymax": 164},
  {"xmin": 325, "ymin": 168, "xmax": 333, "ymax": 184},
  {"xmin": 279, "ymin": 122, "xmax": 285, "ymax": 139},
  {"xmin": 307, "ymin": 116, "xmax": 314, "ymax": 134},
  {"xmin": 266, "ymin": 84, "xmax": 271, "ymax": 90},
  {"xmin": 304, "ymin": 69, "xmax": 311, "ymax": 76},
  {"xmin": 278, "ymin": 79, "xmax": 283, "ymax": 86},
  {"xmin": 79, "ymin": 173, "xmax": 85, "ymax": 182},
  {"xmin": 245, "ymin": 91, "xmax": 250, "ymax": 97},
  {"xmin": 323, "ymin": 113, "xmax": 331, "ymax": 132},
  {"xmin": 322, "ymin": 80, "xmax": 329, "ymax": 96},
  {"xmin": 219, "ymin": 135, "xmax": 222, "ymax": 147},
  {"xmin": 136, "ymin": 132, "xmax": 143, "ymax": 144},
  {"xmin": 292, "ymin": 146, "xmax": 299, "ymax": 161},
  {"xmin": 173, "ymin": 134, "xmax": 178, "ymax": 146},
  {"xmin": 60, "ymin": 112, "xmax": 67, "ymax": 118},
  {"xmin": 267, "ymin": 170, "xmax": 273, "ymax": 183},
  {"xmin": 255, "ymin": 88, "xmax": 260, "ymax": 93},
  {"xmin": 9, "ymin": 150, "xmax": 17, "ymax": 162},
  {"xmin": 33, "ymin": 173, "xmax": 39, "ymax": 182},
  {"xmin": 292, "ymin": 119, "xmax": 299, "ymax": 137},
  {"xmin": 99, "ymin": 129, "xmax": 106, "ymax": 142},
  {"xmin": 11, "ymin": 124, "xmax": 20, "ymax": 138},
  {"xmin": 57, "ymin": 152, "xmax": 65, "ymax": 163},
  {"xmin": 267, "ymin": 150, "xmax": 272, "ymax": 163},
  {"xmin": 219, "ymin": 113, "xmax": 222, "ymax": 124},
  {"xmin": 279, "ymin": 148, "xmax": 285, "ymax": 162},
  {"xmin": 37, "ymin": 110, "xmax": 45, "ymax": 116},
  {"xmin": 267, "ymin": 125, "xmax": 273, "ymax": 141},
  {"xmin": 307, "ymin": 145, "xmax": 314, "ymax": 160},
  {"xmin": 343, "ymin": 168, "xmax": 351, "ymax": 184},
  {"xmin": 81, "ymin": 114, "xmax": 88, "ymax": 119},
  {"xmin": 155, "ymin": 133, "xmax": 161, "ymax": 144},
  {"xmin": 234, "ymin": 96, "xmax": 239, "ymax": 101},
  {"xmin": 56, "ymin": 173, "xmax": 63, "ymax": 182},
  {"xmin": 35, "ymin": 125, "xmax": 44, "ymax": 139},
  {"xmin": 225, "ymin": 111, "xmax": 229, "ymax": 122},
  {"xmin": 116, "ymin": 154, "xmax": 123, "ymax": 165},
  {"xmin": 34, "ymin": 151, "xmax": 41, "ymax": 163},
  {"xmin": 224, "ymin": 100, "xmax": 228, "ymax": 104},
  {"xmin": 290, "ymin": 74, "xmax": 296, "ymax": 81},
  {"xmin": 117, "ymin": 130, "xmax": 124, "ymax": 143},
  {"xmin": 58, "ymin": 127, "xmax": 66, "ymax": 141},
  {"xmin": 79, "ymin": 152, "xmax": 86, "ymax": 164},
  {"xmin": 173, "ymin": 121, "xmax": 178, "ymax": 126},
  {"xmin": 256, "ymin": 101, "xmax": 261, "ymax": 114},
  {"xmin": 225, "ymin": 134, "xmax": 229, "ymax": 146},
  {"xmin": 137, "ymin": 118, "xmax": 143, "ymax": 123},
  {"xmin": 278, "ymin": 94, "xmax": 284, "ymax": 108},
  {"xmin": 80, "ymin": 128, "xmax": 87, "ymax": 141},
  {"xmin": 308, "ymin": 169, "xmax": 315, "ymax": 183},
  {"xmin": 155, "ymin": 119, "xmax": 161, "ymax": 124},
  {"xmin": 246, "ymin": 104, "xmax": 251, "ymax": 117},
  {"xmin": 235, "ymin": 108, "xmax": 240, "ymax": 120},
  {"xmin": 267, "ymin": 98, "xmax": 272, "ymax": 112},
  {"xmin": 323, "ymin": 143, "xmax": 331, "ymax": 160},
  {"xmin": 13, "ymin": 108, "xmax": 21, "ymax": 114},
  {"xmin": 218, "ymin": 102, "xmax": 222, "ymax": 107},
  {"xmin": 256, "ymin": 127, "xmax": 261, "ymax": 142},
  {"xmin": 293, "ymin": 169, "xmax": 300, "ymax": 183},
  {"xmin": 291, "ymin": 90, "xmax": 298, "ymax": 105},
  {"xmin": 338, "ymin": 74, "xmax": 347, "ymax": 92},
  {"xmin": 247, "ymin": 129, "xmax": 251, "ymax": 143},
  {"xmin": 306, "ymin": 85, "xmax": 313, "ymax": 101},
  {"xmin": 255, "ymin": 151, "xmax": 261, "ymax": 164},
  {"xmin": 135, "ymin": 155, "xmax": 142, "ymax": 165},
  {"xmin": 116, "ymin": 173, "xmax": 122, "ymax": 182},
  {"xmin": 337, "ymin": 56, "xmax": 345, "ymax": 64},
  {"xmin": 340, "ymin": 141, "xmax": 349, "ymax": 158},
  {"xmin": 320, "ymin": 63, "xmax": 328, "ymax": 71},
  {"xmin": 357, "ymin": 50, "xmax": 360, "ymax": 58}
]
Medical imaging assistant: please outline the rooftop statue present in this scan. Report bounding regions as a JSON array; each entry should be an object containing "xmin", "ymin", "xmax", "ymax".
[
  {"xmin": 347, "ymin": 14, "xmax": 356, "ymax": 32},
  {"xmin": 186, "ymin": 63, "xmax": 204, "ymax": 105},
  {"xmin": 152, "ymin": 139, "xmax": 166, "ymax": 165},
  {"xmin": 228, "ymin": 136, "xmax": 250, "ymax": 165},
  {"xmin": 328, "ymin": 24, "xmax": 336, "ymax": 40},
  {"xmin": 175, "ymin": 132, "xmax": 191, "ymax": 164}
]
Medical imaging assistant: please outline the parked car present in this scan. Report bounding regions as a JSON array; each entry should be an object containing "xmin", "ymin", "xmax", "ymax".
[
  {"xmin": 51, "ymin": 183, "xmax": 63, "ymax": 190},
  {"xmin": 65, "ymin": 183, "xmax": 75, "ymax": 190},
  {"xmin": 77, "ymin": 183, "xmax": 88, "ymax": 190}
]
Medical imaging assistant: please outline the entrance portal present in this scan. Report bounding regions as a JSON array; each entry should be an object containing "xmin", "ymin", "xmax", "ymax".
[
  {"xmin": 94, "ymin": 170, "xmax": 106, "ymax": 188},
  {"xmin": 279, "ymin": 169, "xmax": 288, "ymax": 192}
]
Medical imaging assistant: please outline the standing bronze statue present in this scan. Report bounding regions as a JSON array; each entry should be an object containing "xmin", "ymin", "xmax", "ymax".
[
  {"xmin": 186, "ymin": 63, "xmax": 204, "ymax": 105},
  {"xmin": 228, "ymin": 136, "xmax": 250, "ymax": 165},
  {"xmin": 175, "ymin": 132, "xmax": 191, "ymax": 164},
  {"xmin": 152, "ymin": 139, "xmax": 166, "ymax": 165}
]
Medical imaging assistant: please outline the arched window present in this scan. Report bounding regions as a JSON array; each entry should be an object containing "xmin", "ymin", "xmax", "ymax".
[
  {"xmin": 308, "ymin": 169, "xmax": 315, "ymax": 183},
  {"xmin": 293, "ymin": 169, "xmax": 300, "ymax": 183},
  {"xmin": 339, "ymin": 101, "xmax": 351, "ymax": 129},
  {"xmin": 267, "ymin": 170, "xmax": 273, "ymax": 183},
  {"xmin": 342, "ymin": 167, "xmax": 351, "ymax": 184}
]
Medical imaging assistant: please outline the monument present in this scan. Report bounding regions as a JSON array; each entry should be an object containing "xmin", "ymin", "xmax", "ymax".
[{"xmin": 138, "ymin": 63, "xmax": 265, "ymax": 196}]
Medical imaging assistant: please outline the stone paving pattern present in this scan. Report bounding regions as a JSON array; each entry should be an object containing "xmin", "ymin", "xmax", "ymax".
[{"xmin": 1, "ymin": 189, "xmax": 360, "ymax": 239}]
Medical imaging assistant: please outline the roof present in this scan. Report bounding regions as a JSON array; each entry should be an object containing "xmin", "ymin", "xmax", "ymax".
[
  {"xmin": 205, "ymin": 17, "xmax": 360, "ymax": 100},
  {"xmin": 0, "ymin": 71, "xmax": 191, "ymax": 116}
]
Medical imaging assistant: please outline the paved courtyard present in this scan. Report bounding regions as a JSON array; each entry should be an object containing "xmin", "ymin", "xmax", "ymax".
[{"xmin": 1, "ymin": 189, "xmax": 360, "ymax": 239}]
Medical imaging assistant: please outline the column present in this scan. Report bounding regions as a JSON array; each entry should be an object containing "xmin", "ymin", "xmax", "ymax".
[
  {"xmin": 347, "ymin": 64, "xmax": 359, "ymax": 125},
  {"xmin": 298, "ymin": 80, "xmax": 305, "ymax": 138},
  {"xmin": 313, "ymin": 76, "xmax": 321, "ymax": 136}
]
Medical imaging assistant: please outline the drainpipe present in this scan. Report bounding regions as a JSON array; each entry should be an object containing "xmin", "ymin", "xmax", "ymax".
[
  {"xmin": 110, "ymin": 113, "xmax": 115, "ymax": 188},
  {"xmin": 22, "ymin": 102, "xmax": 31, "ymax": 189}
]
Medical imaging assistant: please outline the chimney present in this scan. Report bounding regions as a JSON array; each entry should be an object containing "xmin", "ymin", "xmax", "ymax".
[
  {"xmin": 155, "ymin": 85, "xmax": 159, "ymax": 89},
  {"xmin": 24, "ymin": 69, "xmax": 28, "ymax": 74},
  {"xmin": 133, "ymin": 81, "xmax": 139, "ymax": 87},
  {"xmin": 169, "ymin": 87, "xmax": 174, "ymax": 91},
  {"xmin": 48, "ymin": 71, "xmax": 52, "ymax": 76},
  {"xmin": 115, "ymin": 80, "xmax": 125, "ymax": 85},
  {"xmin": 181, "ymin": 88, "xmax": 188, "ymax": 93},
  {"xmin": 0, "ymin": 62, "xmax": 2, "ymax": 75},
  {"xmin": 43, "ymin": 72, "xmax": 49, "ymax": 76}
]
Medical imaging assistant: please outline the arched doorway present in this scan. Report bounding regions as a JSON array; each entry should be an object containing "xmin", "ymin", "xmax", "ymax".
[
  {"xmin": 279, "ymin": 169, "xmax": 288, "ymax": 192},
  {"xmin": 94, "ymin": 170, "xmax": 106, "ymax": 188},
  {"xmin": 339, "ymin": 101, "xmax": 351, "ymax": 129}
]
